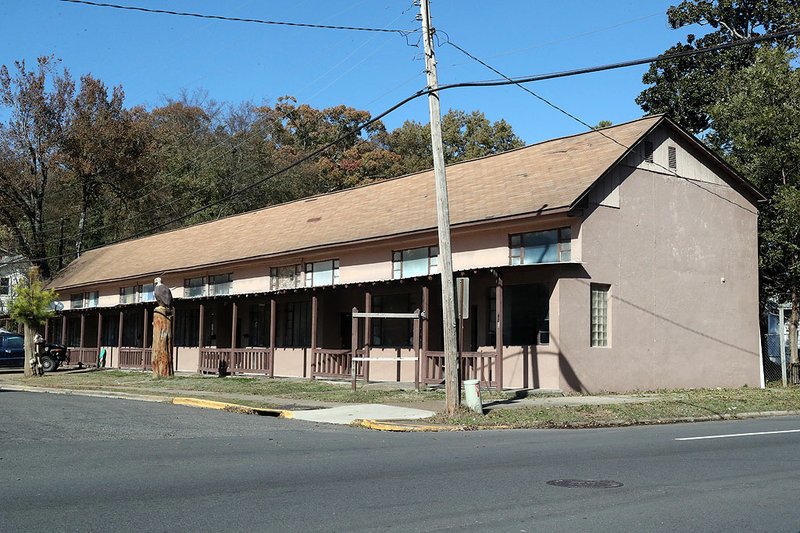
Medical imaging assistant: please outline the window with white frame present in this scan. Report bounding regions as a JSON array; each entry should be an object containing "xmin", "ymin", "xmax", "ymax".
[
  {"xmin": 305, "ymin": 259, "xmax": 339, "ymax": 287},
  {"xmin": 85, "ymin": 291, "xmax": 99, "ymax": 308},
  {"xmin": 120, "ymin": 286, "xmax": 137, "ymax": 304},
  {"xmin": 70, "ymin": 293, "xmax": 84, "ymax": 309},
  {"xmin": 140, "ymin": 283, "xmax": 155, "ymax": 302},
  {"xmin": 590, "ymin": 284, "xmax": 610, "ymax": 347},
  {"xmin": 209, "ymin": 273, "xmax": 233, "ymax": 296},
  {"xmin": 0, "ymin": 277, "xmax": 9, "ymax": 295},
  {"xmin": 184, "ymin": 276, "xmax": 206, "ymax": 298},
  {"xmin": 392, "ymin": 246, "xmax": 438, "ymax": 279},
  {"xmin": 510, "ymin": 227, "xmax": 571, "ymax": 265},
  {"xmin": 271, "ymin": 264, "xmax": 303, "ymax": 290}
]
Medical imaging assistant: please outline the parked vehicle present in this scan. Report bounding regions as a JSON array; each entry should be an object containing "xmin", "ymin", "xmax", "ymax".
[{"xmin": 0, "ymin": 331, "xmax": 69, "ymax": 372}]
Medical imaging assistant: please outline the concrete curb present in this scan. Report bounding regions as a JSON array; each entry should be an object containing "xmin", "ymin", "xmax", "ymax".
[
  {"xmin": 355, "ymin": 419, "xmax": 514, "ymax": 432},
  {"xmin": 0, "ymin": 384, "xmax": 170, "ymax": 403},
  {"xmin": 171, "ymin": 397, "xmax": 293, "ymax": 418}
]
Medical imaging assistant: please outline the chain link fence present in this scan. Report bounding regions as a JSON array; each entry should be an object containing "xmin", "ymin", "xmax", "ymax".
[{"xmin": 763, "ymin": 332, "xmax": 785, "ymax": 385}]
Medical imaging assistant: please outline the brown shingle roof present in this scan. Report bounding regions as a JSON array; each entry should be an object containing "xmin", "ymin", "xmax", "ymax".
[{"xmin": 50, "ymin": 115, "xmax": 664, "ymax": 290}]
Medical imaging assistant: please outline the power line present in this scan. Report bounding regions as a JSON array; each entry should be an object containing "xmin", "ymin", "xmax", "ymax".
[
  {"xmin": 10, "ymin": 23, "xmax": 793, "ymax": 269},
  {"xmin": 434, "ymin": 26, "xmax": 800, "ymax": 91},
  {"xmin": 59, "ymin": 0, "xmax": 415, "ymax": 35},
  {"xmin": 443, "ymin": 39, "xmax": 758, "ymax": 215}
]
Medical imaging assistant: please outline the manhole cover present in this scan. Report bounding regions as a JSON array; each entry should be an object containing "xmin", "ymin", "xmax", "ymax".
[{"xmin": 546, "ymin": 479, "xmax": 624, "ymax": 489}]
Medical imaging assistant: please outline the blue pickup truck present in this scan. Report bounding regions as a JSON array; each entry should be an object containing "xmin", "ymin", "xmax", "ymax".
[{"xmin": 0, "ymin": 331, "xmax": 70, "ymax": 372}]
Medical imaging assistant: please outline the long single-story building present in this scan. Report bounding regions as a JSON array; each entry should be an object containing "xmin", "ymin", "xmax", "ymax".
[{"xmin": 45, "ymin": 115, "xmax": 763, "ymax": 392}]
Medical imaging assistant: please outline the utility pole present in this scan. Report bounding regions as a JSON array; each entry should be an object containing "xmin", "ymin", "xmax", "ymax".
[{"xmin": 420, "ymin": 0, "xmax": 460, "ymax": 414}]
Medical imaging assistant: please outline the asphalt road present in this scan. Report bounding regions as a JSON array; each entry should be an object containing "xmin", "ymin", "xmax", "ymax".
[{"xmin": 2, "ymin": 391, "xmax": 799, "ymax": 532}]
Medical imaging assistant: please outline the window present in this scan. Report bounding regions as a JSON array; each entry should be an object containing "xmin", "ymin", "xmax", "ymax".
[
  {"xmin": 590, "ymin": 284, "xmax": 610, "ymax": 347},
  {"xmin": 70, "ymin": 293, "xmax": 84, "ymax": 309},
  {"xmin": 174, "ymin": 308, "xmax": 199, "ymax": 347},
  {"xmin": 70, "ymin": 291, "xmax": 99, "ymax": 308},
  {"xmin": 644, "ymin": 140, "xmax": 654, "ymax": 163},
  {"xmin": 502, "ymin": 284, "xmax": 550, "ymax": 346},
  {"xmin": 5, "ymin": 334, "xmax": 23, "ymax": 350},
  {"xmin": 305, "ymin": 259, "xmax": 339, "ymax": 287},
  {"xmin": 668, "ymin": 146, "xmax": 677, "ymax": 170},
  {"xmin": 0, "ymin": 277, "xmax": 9, "ymax": 295},
  {"xmin": 140, "ymin": 283, "xmax": 155, "ymax": 302},
  {"xmin": 393, "ymin": 246, "xmax": 438, "ymax": 279},
  {"xmin": 120, "ymin": 286, "xmax": 137, "ymax": 305},
  {"xmin": 184, "ymin": 277, "xmax": 206, "ymax": 298},
  {"xmin": 85, "ymin": 291, "xmax": 99, "ymax": 308},
  {"xmin": 510, "ymin": 227, "xmax": 571, "ymax": 265},
  {"xmin": 279, "ymin": 301, "xmax": 311, "ymax": 347},
  {"xmin": 271, "ymin": 264, "xmax": 302, "ymax": 290},
  {"xmin": 209, "ymin": 273, "xmax": 233, "ymax": 296},
  {"xmin": 371, "ymin": 293, "xmax": 418, "ymax": 347}
]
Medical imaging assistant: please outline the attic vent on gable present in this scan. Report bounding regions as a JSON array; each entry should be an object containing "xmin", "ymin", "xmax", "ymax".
[
  {"xmin": 668, "ymin": 146, "xmax": 677, "ymax": 170},
  {"xmin": 644, "ymin": 140, "xmax": 654, "ymax": 163}
]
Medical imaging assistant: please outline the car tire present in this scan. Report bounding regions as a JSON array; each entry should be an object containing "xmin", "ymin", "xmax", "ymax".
[{"xmin": 40, "ymin": 355, "xmax": 56, "ymax": 373}]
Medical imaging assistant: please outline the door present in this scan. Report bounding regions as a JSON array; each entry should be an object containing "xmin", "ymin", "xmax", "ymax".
[{"xmin": 0, "ymin": 333, "xmax": 25, "ymax": 367}]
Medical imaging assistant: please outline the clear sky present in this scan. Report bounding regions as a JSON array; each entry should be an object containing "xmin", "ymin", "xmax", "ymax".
[{"xmin": 0, "ymin": 0, "xmax": 696, "ymax": 144}]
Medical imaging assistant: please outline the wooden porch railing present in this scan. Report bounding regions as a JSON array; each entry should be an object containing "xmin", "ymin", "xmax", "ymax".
[
  {"xmin": 311, "ymin": 348, "xmax": 365, "ymax": 380},
  {"xmin": 199, "ymin": 347, "xmax": 272, "ymax": 375},
  {"xmin": 69, "ymin": 347, "xmax": 100, "ymax": 366},
  {"xmin": 422, "ymin": 351, "xmax": 497, "ymax": 389},
  {"xmin": 118, "ymin": 348, "xmax": 152, "ymax": 371}
]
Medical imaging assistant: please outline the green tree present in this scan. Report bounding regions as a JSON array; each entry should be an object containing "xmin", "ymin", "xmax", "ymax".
[
  {"xmin": 708, "ymin": 47, "xmax": 800, "ymax": 381},
  {"xmin": 61, "ymin": 75, "xmax": 155, "ymax": 254},
  {"xmin": 386, "ymin": 109, "xmax": 524, "ymax": 175},
  {"xmin": 636, "ymin": 0, "xmax": 800, "ymax": 134},
  {"xmin": 9, "ymin": 266, "xmax": 57, "ymax": 377},
  {"xmin": 0, "ymin": 57, "xmax": 73, "ymax": 278}
]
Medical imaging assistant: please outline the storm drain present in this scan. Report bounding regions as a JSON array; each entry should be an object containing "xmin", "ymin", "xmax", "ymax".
[{"xmin": 546, "ymin": 479, "xmax": 624, "ymax": 489}]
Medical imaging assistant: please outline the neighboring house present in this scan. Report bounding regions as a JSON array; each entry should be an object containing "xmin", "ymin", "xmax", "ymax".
[
  {"xmin": 46, "ymin": 115, "xmax": 763, "ymax": 392},
  {"xmin": 0, "ymin": 256, "xmax": 30, "ymax": 317}
]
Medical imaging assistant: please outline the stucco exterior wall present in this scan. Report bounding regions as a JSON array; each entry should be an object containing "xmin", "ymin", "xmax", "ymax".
[{"xmin": 555, "ymin": 160, "xmax": 760, "ymax": 392}]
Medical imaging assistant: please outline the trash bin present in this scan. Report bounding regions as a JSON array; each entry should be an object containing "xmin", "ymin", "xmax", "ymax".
[{"xmin": 463, "ymin": 379, "xmax": 483, "ymax": 413}]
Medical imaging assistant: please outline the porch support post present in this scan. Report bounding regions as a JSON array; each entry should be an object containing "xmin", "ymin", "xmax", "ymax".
[
  {"xmin": 96, "ymin": 312, "xmax": 103, "ymax": 364},
  {"xmin": 310, "ymin": 294, "xmax": 318, "ymax": 352},
  {"xmin": 231, "ymin": 301, "xmax": 238, "ymax": 349},
  {"xmin": 61, "ymin": 314, "xmax": 67, "ymax": 347},
  {"xmin": 79, "ymin": 313, "xmax": 86, "ymax": 349},
  {"xmin": 413, "ymin": 309, "xmax": 420, "ymax": 391},
  {"xmin": 269, "ymin": 298, "xmax": 276, "ymax": 378},
  {"xmin": 118, "ymin": 311, "xmax": 124, "ymax": 349},
  {"xmin": 495, "ymin": 275, "xmax": 504, "ymax": 392},
  {"xmin": 351, "ymin": 307, "xmax": 358, "ymax": 391},
  {"xmin": 422, "ymin": 284, "xmax": 429, "ymax": 384},
  {"xmin": 143, "ymin": 307, "xmax": 149, "ymax": 348},
  {"xmin": 44, "ymin": 319, "xmax": 49, "ymax": 343},
  {"xmin": 117, "ymin": 310, "xmax": 123, "ymax": 369},
  {"xmin": 364, "ymin": 290, "xmax": 371, "ymax": 383},
  {"xmin": 198, "ymin": 303, "xmax": 205, "ymax": 349}
]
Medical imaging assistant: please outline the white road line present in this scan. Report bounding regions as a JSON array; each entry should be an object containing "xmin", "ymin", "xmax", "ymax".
[{"xmin": 675, "ymin": 429, "xmax": 800, "ymax": 441}]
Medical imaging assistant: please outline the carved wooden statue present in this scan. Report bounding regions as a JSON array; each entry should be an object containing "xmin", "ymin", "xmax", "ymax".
[{"xmin": 151, "ymin": 277, "xmax": 174, "ymax": 377}]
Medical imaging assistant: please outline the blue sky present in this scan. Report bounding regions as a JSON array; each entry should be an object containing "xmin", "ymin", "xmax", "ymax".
[{"xmin": 0, "ymin": 0, "xmax": 696, "ymax": 144}]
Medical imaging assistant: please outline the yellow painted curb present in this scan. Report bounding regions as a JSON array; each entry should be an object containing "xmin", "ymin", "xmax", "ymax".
[
  {"xmin": 357, "ymin": 419, "xmax": 464, "ymax": 432},
  {"xmin": 172, "ymin": 397, "xmax": 292, "ymax": 418},
  {"xmin": 357, "ymin": 419, "xmax": 516, "ymax": 432}
]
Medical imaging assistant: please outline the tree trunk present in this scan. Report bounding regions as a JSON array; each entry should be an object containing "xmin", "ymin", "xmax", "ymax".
[
  {"xmin": 151, "ymin": 307, "xmax": 173, "ymax": 377},
  {"xmin": 790, "ymin": 288, "xmax": 799, "ymax": 385}
]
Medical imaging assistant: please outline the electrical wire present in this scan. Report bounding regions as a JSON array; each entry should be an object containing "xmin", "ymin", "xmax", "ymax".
[
  {"xmin": 443, "ymin": 38, "xmax": 759, "ymax": 215},
  {"xmin": 59, "ymin": 0, "xmax": 415, "ymax": 35},
  {"xmin": 6, "ymin": 23, "xmax": 794, "ymax": 269}
]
